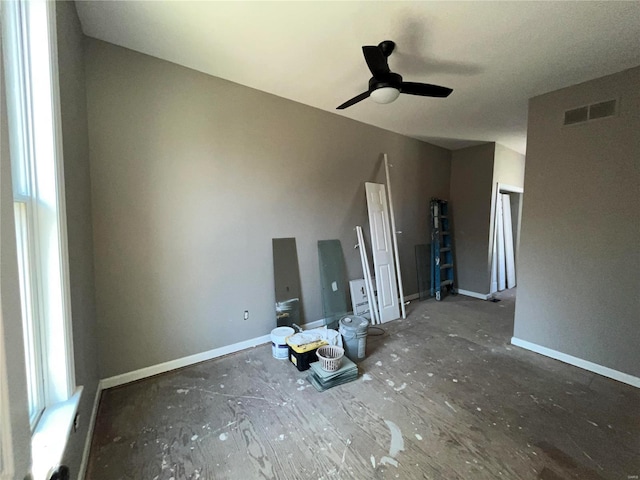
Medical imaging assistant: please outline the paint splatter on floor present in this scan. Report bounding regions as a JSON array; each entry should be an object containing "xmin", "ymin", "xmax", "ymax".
[
  {"xmin": 415, "ymin": 434, "xmax": 423, "ymax": 440},
  {"xmin": 380, "ymin": 456, "xmax": 399, "ymax": 467},
  {"xmin": 384, "ymin": 420, "xmax": 405, "ymax": 457},
  {"xmin": 219, "ymin": 433, "xmax": 228, "ymax": 441},
  {"xmin": 445, "ymin": 401, "xmax": 457, "ymax": 413},
  {"xmin": 362, "ymin": 373, "xmax": 373, "ymax": 381}
]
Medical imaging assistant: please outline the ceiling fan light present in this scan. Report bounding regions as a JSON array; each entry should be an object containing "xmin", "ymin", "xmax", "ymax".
[{"xmin": 370, "ymin": 87, "xmax": 400, "ymax": 104}]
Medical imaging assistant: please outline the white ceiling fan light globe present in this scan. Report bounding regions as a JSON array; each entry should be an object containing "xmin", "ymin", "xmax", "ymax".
[{"xmin": 370, "ymin": 87, "xmax": 400, "ymax": 104}]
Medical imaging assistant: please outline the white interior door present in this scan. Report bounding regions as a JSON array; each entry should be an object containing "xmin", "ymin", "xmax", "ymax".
[
  {"xmin": 496, "ymin": 194, "xmax": 506, "ymax": 291},
  {"xmin": 502, "ymin": 194, "xmax": 516, "ymax": 288},
  {"xmin": 490, "ymin": 220, "xmax": 498, "ymax": 294},
  {"xmin": 365, "ymin": 182, "xmax": 400, "ymax": 323}
]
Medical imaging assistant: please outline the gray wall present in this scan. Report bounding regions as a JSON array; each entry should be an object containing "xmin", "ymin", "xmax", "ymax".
[
  {"xmin": 84, "ymin": 39, "xmax": 451, "ymax": 379},
  {"xmin": 493, "ymin": 144, "xmax": 526, "ymax": 188},
  {"xmin": 449, "ymin": 143, "xmax": 496, "ymax": 294},
  {"xmin": 514, "ymin": 66, "xmax": 640, "ymax": 377},
  {"xmin": 56, "ymin": 1, "xmax": 100, "ymax": 476}
]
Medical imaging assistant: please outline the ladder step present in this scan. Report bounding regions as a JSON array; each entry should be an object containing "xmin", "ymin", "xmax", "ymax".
[
  {"xmin": 441, "ymin": 280, "xmax": 453, "ymax": 286},
  {"xmin": 440, "ymin": 264, "xmax": 453, "ymax": 270},
  {"xmin": 440, "ymin": 247, "xmax": 451, "ymax": 252},
  {"xmin": 442, "ymin": 231, "xmax": 450, "ymax": 235}
]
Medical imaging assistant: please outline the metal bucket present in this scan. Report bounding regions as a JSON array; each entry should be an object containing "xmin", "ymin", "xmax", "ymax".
[{"xmin": 338, "ymin": 315, "xmax": 369, "ymax": 362}]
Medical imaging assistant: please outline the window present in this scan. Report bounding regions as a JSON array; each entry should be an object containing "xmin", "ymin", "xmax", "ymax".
[{"xmin": 2, "ymin": 0, "xmax": 75, "ymax": 431}]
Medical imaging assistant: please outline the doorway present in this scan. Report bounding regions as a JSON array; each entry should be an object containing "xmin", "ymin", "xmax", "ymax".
[{"xmin": 490, "ymin": 184, "xmax": 523, "ymax": 294}]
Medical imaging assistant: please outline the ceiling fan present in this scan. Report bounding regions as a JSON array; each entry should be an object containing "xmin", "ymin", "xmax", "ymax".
[{"xmin": 336, "ymin": 40, "xmax": 453, "ymax": 110}]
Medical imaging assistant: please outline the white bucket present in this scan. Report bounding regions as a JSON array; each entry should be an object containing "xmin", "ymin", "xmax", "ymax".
[{"xmin": 271, "ymin": 327, "xmax": 294, "ymax": 359}]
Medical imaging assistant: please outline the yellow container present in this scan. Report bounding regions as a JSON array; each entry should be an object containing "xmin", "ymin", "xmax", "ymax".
[{"xmin": 287, "ymin": 339, "xmax": 328, "ymax": 371}]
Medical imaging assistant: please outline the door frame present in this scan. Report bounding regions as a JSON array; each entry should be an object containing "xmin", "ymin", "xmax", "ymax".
[{"xmin": 489, "ymin": 183, "xmax": 524, "ymax": 294}]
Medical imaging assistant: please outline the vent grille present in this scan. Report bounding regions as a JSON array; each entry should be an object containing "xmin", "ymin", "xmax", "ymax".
[
  {"xmin": 564, "ymin": 106, "xmax": 588, "ymax": 125},
  {"xmin": 563, "ymin": 99, "xmax": 617, "ymax": 126},
  {"xmin": 589, "ymin": 100, "xmax": 617, "ymax": 120}
]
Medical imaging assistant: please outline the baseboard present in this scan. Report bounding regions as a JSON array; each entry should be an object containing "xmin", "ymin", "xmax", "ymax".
[
  {"xmin": 457, "ymin": 289, "xmax": 490, "ymax": 300},
  {"xmin": 99, "ymin": 318, "xmax": 338, "ymax": 390},
  {"xmin": 404, "ymin": 293, "xmax": 419, "ymax": 302},
  {"xmin": 76, "ymin": 382, "xmax": 102, "ymax": 480},
  {"xmin": 511, "ymin": 337, "xmax": 640, "ymax": 388},
  {"xmin": 101, "ymin": 332, "xmax": 276, "ymax": 389}
]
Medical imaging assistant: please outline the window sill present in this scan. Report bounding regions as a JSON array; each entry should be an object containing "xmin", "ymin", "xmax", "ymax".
[{"xmin": 31, "ymin": 387, "xmax": 83, "ymax": 480}]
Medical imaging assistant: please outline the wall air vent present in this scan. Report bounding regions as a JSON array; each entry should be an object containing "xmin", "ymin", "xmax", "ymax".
[
  {"xmin": 588, "ymin": 99, "xmax": 617, "ymax": 120},
  {"xmin": 564, "ymin": 106, "xmax": 588, "ymax": 125},
  {"xmin": 563, "ymin": 99, "xmax": 617, "ymax": 126}
]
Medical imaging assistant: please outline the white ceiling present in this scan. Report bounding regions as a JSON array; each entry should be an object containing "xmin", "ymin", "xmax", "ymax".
[{"xmin": 75, "ymin": 1, "xmax": 640, "ymax": 154}]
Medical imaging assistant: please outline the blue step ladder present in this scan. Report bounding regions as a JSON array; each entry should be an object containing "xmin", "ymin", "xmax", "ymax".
[{"xmin": 430, "ymin": 198, "xmax": 456, "ymax": 301}]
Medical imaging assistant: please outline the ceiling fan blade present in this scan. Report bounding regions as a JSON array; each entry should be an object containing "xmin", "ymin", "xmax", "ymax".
[
  {"xmin": 401, "ymin": 82, "xmax": 453, "ymax": 98},
  {"xmin": 362, "ymin": 45, "xmax": 390, "ymax": 78},
  {"xmin": 336, "ymin": 91, "xmax": 370, "ymax": 110}
]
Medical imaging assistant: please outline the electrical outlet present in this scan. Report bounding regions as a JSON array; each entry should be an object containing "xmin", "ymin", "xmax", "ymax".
[{"xmin": 243, "ymin": 310, "xmax": 249, "ymax": 321}]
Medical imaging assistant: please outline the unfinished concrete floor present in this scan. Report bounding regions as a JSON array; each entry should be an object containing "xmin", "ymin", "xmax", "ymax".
[{"xmin": 86, "ymin": 292, "xmax": 640, "ymax": 480}]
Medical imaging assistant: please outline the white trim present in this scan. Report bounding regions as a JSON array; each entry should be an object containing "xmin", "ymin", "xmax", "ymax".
[
  {"xmin": 101, "ymin": 333, "xmax": 272, "ymax": 389},
  {"xmin": 497, "ymin": 183, "xmax": 524, "ymax": 194},
  {"xmin": 76, "ymin": 384, "xmax": 101, "ymax": 480},
  {"xmin": 33, "ymin": 0, "xmax": 75, "ymax": 405},
  {"xmin": 511, "ymin": 337, "xmax": 640, "ymax": 388},
  {"xmin": 47, "ymin": 0, "xmax": 76, "ymax": 400},
  {"xmin": 383, "ymin": 154, "xmax": 406, "ymax": 319},
  {"xmin": 457, "ymin": 289, "xmax": 490, "ymax": 300},
  {"xmin": 31, "ymin": 387, "xmax": 82, "ymax": 480},
  {"xmin": 356, "ymin": 226, "xmax": 379, "ymax": 325},
  {"xmin": 99, "ymin": 315, "xmax": 353, "ymax": 390},
  {"xmin": 4, "ymin": 0, "xmax": 75, "ymax": 419}
]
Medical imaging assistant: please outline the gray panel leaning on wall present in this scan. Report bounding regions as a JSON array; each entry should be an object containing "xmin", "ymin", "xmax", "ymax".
[
  {"xmin": 273, "ymin": 238, "xmax": 303, "ymax": 328},
  {"xmin": 318, "ymin": 240, "xmax": 349, "ymax": 330}
]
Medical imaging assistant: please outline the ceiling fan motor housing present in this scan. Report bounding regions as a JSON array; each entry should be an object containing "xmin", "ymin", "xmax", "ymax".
[{"xmin": 369, "ymin": 72, "xmax": 402, "ymax": 92}]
